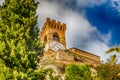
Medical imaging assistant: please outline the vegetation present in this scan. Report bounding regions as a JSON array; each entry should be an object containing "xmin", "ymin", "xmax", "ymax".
[
  {"xmin": 96, "ymin": 47, "xmax": 120, "ymax": 80},
  {"xmin": 0, "ymin": 0, "xmax": 45, "ymax": 79},
  {"xmin": 105, "ymin": 46, "xmax": 120, "ymax": 65},
  {"xmin": 0, "ymin": 0, "xmax": 120, "ymax": 80},
  {"xmin": 106, "ymin": 46, "xmax": 120, "ymax": 53},
  {"xmin": 65, "ymin": 64, "xmax": 93, "ymax": 80},
  {"xmin": 96, "ymin": 63, "xmax": 120, "ymax": 80}
]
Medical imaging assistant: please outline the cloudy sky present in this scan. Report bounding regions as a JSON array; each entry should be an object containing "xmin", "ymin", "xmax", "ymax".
[{"xmin": 0, "ymin": 0, "xmax": 120, "ymax": 62}]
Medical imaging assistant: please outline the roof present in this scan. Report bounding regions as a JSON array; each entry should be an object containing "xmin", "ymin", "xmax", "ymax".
[{"xmin": 69, "ymin": 47, "xmax": 100, "ymax": 58}]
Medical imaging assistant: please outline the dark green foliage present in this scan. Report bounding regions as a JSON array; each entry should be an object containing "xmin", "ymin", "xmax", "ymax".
[
  {"xmin": 97, "ymin": 64, "xmax": 120, "ymax": 80},
  {"xmin": 0, "ymin": 0, "xmax": 44, "ymax": 79},
  {"xmin": 65, "ymin": 64, "xmax": 93, "ymax": 80}
]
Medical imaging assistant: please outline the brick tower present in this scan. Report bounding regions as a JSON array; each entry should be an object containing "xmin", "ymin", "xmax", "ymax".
[
  {"xmin": 40, "ymin": 17, "xmax": 66, "ymax": 52},
  {"xmin": 39, "ymin": 18, "xmax": 101, "ymax": 80}
]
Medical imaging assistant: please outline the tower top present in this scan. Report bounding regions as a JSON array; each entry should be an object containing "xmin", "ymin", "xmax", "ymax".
[
  {"xmin": 46, "ymin": 17, "xmax": 66, "ymax": 27},
  {"xmin": 40, "ymin": 17, "xmax": 67, "ymax": 50},
  {"xmin": 41, "ymin": 17, "xmax": 66, "ymax": 32},
  {"xmin": 40, "ymin": 17, "xmax": 66, "ymax": 39}
]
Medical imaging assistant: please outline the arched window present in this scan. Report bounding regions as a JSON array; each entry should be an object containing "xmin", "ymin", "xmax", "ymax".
[
  {"xmin": 44, "ymin": 35, "xmax": 47, "ymax": 43},
  {"xmin": 53, "ymin": 33, "xmax": 60, "ymax": 42}
]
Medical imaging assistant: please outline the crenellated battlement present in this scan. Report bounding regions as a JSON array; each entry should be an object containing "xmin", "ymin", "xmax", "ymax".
[
  {"xmin": 44, "ymin": 17, "xmax": 66, "ymax": 31},
  {"xmin": 40, "ymin": 17, "xmax": 67, "ymax": 47},
  {"xmin": 40, "ymin": 17, "xmax": 66, "ymax": 40},
  {"xmin": 46, "ymin": 17, "xmax": 64, "ymax": 25}
]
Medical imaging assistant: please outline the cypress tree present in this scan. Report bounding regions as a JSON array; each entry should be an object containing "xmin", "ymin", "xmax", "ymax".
[{"xmin": 0, "ymin": 0, "xmax": 44, "ymax": 79}]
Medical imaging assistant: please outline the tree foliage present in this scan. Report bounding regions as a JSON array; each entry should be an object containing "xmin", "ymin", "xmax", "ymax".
[
  {"xmin": 105, "ymin": 46, "xmax": 120, "ymax": 65},
  {"xmin": 97, "ymin": 46, "xmax": 120, "ymax": 80},
  {"xmin": 96, "ymin": 63, "xmax": 120, "ymax": 80},
  {"xmin": 106, "ymin": 47, "xmax": 120, "ymax": 53},
  {"xmin": 0, "ymin": 0, "xmax": 44, "ymax": 79},
  {"xmin": 65, "ymin": 64, "xmax": 93, "ymax": 80},
  {"xmin": 105, "ymin": 55, "xmax": 117, "ymax": 65}
]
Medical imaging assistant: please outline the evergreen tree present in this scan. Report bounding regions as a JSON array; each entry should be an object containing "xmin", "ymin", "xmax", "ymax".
[
  {"xmin": 65, "ymin": 64, "xmax": 93, "ymax": 80},
  {"xmin": 0, "ymin": 0, "xmax": 44, "ymax": 79}
]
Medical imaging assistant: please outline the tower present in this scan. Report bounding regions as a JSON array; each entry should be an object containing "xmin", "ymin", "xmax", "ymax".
[{"xmin": 40, "ymin": 17, "xmax": 66, "ymax": 52}]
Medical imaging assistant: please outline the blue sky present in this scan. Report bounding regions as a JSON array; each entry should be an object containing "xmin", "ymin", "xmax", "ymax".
[
  {"xmin": 85, "ymin": 1, "xmax": 120, "ymax": 46},
  {"xmin": 59, "ymin": 0, "xmax": 120, "ymax": 46},
  {"xmin": 36, "ymin": 0, "xmax": 120, "ymax": 61},
  {"xmin": 0, "ymin": 0, "xmax": 120, "ymax": 62}
]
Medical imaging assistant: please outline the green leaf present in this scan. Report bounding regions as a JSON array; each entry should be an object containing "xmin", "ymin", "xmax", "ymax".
[{"xmin": 0, "ymin": 0, "xmax": 44, "ymax": 79}]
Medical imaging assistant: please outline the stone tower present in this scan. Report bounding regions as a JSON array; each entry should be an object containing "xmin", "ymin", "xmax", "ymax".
[
  {"xmin": 40, "ymin": 17, "xmax": 66, "ymax": 52},
  {"xmin": 39, "ymin": 18, "xmax": 101, "ymax": 80}
]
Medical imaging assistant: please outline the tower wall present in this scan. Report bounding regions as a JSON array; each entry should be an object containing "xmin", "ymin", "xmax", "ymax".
[{"xmin": 40, "ymin": 17, "xmax": 66, "ymax": 48}]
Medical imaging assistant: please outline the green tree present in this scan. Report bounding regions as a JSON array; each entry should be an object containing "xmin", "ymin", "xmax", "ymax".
[
  {"xmin": 96, "ymin": 63, "xmax": 120, "ymax": 80},
  {"xmin": 106, "ymin": 47, "xmax": 120, "ymax": 53},
  {"xmin": 0, "ymin": 0, "xmax": 44, "ymax": 79},
  {"xmin": 96, "ymin": 46, "xmax": 120, "ymax": 80},
  {"xmin": 65, "ymin": 64, "xmax": 93, "ymax": 80},
  {"xmin": 105, "ymin": 46, "xmax": 120, "ymax": 65},
  {"xmin": 106, "ymin": 54, "xmax": 117, "ymax": 65}
]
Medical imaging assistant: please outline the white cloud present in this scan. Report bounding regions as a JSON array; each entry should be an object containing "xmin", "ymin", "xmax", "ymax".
[
  {"xmin": 0, "ymin": 0, "xmax": 4, "ymax": 5},
  {"xmin": 0, "ymin": 0, "xmax": 119, "ymax": 62},
  {"xmin": 86, "ymin": 40, "xmax": 110, "ymax": 61},
  {"xmin": 37, "ymin": 0, "xmax": 113, "ymax": 62},
  {"xmin": 111, "ymin": 0, "xmax": 120, "ymax": 13},
  {"xmin": 76, "ymin": 0, "xmax": 108, "ymax": 7}
]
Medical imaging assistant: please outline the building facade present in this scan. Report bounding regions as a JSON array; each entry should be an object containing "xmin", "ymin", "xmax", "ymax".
[{"xmin": 39, "ymin": 17, "xmax": 100, "ymax": 67}]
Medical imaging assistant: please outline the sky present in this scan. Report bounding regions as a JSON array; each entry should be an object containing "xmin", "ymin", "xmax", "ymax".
[{"xmin": 0, "ymin": 0, "xmax": 120, "ymax": 62}]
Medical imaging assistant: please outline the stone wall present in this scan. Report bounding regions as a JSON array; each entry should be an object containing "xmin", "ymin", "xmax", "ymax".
[
  {"xmin": 42, "ymin": 49, "xmax": 100, "ymax": 67},
  {"xmin": 56, "ymin": 50, "xmax": 74, "ymax": 61},
  {"xmin": 69, "ymin": 48, "xmax": 100, "ymax": 63},
  {"xmin": 39, "ymin": 17, "xmax": 66, "ymax": 48}
]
